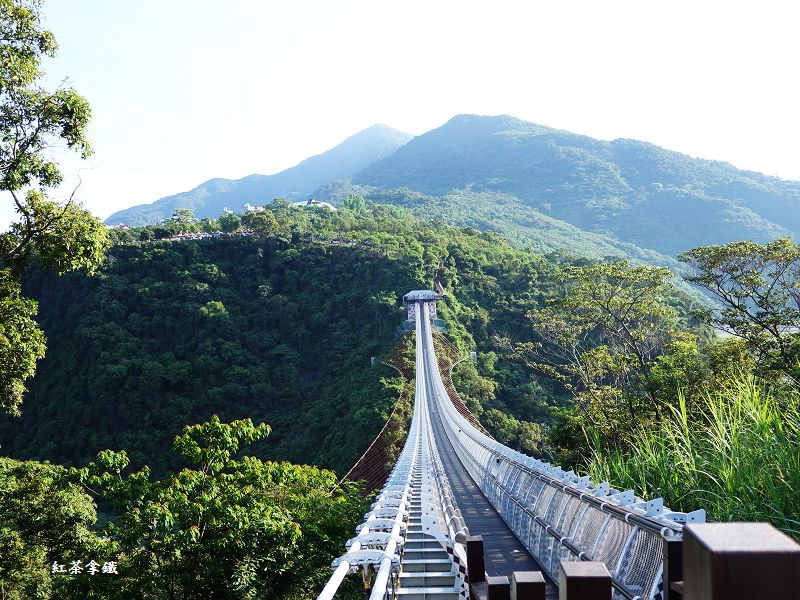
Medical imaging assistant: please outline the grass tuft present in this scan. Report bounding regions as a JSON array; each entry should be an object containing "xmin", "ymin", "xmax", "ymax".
[{"xmin": 588, "ymin": 374, "xmax": 800, "ymax": 538}]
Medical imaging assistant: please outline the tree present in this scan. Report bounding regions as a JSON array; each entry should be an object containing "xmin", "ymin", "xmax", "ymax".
[
  {"xmin": 0, "ymin": 457, "xmax": 106, "ymax": 598},
  {"xmin": 505, "ymin": 261, "xmax": 678, "ymax": 446},
  {"xmin": 0, "ymin": 0, "xmax": 109, "ymax": 415},
  {"xmin": 342, "ymin": 193, "xmax": 367, "ymax": 214},
  {"xmin": 679, "ymin": 238, "xmax": 800, "ymax": 369},
  {"xmin": 0, "ymin": 270, "xmax": 44, "ymax": 414},
  {"xmin": 169, "ymin": 207, "xmax": 199, "ymax": 232},
  {"xmin": 199, "ymin": 217, "xmax": 219, "ymax": 233},
  {"xmin": 242, "ymin": 209, "xmax": 278, "ymax": 236},
  {"xmin": 78, "ymin": 417, "xmax": 366, "ymax": 598},
  {"xmin": 218, "ymin": 211, "xmax": 242, "ymax": 233}
]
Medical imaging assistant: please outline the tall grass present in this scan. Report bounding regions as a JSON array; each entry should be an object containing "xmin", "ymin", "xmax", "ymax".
[{"xmin": 588, "ymin": 374, "xmax": 800, "ymax": 538}]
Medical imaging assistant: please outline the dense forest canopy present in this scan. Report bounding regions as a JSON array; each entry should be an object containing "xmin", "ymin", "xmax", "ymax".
[
  {"xmin": 2, "ymin": 202, "xmax": 578, "ymax": 475},
  {"xmin": 2, "ymin": 202, "xmax": 799, "ymax": 598},
  {"xmin": 5, "ymin": 195, "xmax": 735, "ymax": 476}
]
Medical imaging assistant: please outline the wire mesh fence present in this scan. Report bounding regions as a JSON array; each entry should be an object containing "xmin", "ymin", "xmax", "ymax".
[{"xmin": 419, "ymin": 302, "xmax": 704, "ymax": 600}]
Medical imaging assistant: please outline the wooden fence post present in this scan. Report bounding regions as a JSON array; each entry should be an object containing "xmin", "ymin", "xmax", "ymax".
[
  {"xmin": 466, "ymin": 535, "xmax": 486, "ymax": 584},
  {"xmin": 486, "ymin": 574, "xmax": 510, "ymax": 600},
  {"xmin": 683, "ymin": 522, "xmax": 800, "ymax": 600},
  {"xmin": 512, "ymin": 571, "xmax": 546, "ymax": 600},
  {"xmin": 663, "ymin": 538, "xmax": 683, "ymax": 599},
  {"xmin": 558, "ymin": 561, "xmax": 611, "ymax": 600}
]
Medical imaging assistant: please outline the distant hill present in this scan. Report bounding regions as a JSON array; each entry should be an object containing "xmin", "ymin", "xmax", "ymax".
[
  {"xmin": 105, "ymin": 124, "xmax": 414, "ymax": 226},
  {"xmin": 108, "ymin": 114, "xmax": 800, "ymax": 258},
  {"xmin": 314, "ymin": 181, "xmax": 686, "ymax": 269},
  {"xmin": 353, "ymin": 115, "xmax": 800, "ymax": 255}
]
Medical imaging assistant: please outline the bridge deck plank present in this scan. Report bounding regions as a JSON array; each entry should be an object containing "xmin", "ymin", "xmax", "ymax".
[{"xmin": 427, "ymin": 388, "xmax": 558, "ymax": 599}]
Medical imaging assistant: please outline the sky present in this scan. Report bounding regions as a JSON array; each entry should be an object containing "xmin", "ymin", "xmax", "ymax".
[{"xmin": 6, "ymin": 0, "xmax": 800, "ymax": 224}]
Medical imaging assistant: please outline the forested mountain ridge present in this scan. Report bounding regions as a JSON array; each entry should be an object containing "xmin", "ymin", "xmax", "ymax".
[
  {"xmin": 3, "ymin": 205, "xmax": 593, "ymax": 476},
  {"xmin": 352, "ymin": 114, "xmax": 800, "ymax": 256},
  {"xmin": 314, "ymin": 182, "xmax": 687, "ymax": 269},
  {"xmin": 105, "ymin": 124, "xmax": 413, "ymax": 226},
  {"xmin": 108, "ymin": 114, "xmax": 800, "ymax": 265}
]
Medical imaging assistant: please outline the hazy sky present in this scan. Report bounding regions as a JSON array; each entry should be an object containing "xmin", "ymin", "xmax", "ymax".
[{"xmin": 10, "ymin": 0, "xmax": 799, "ymax": 223}]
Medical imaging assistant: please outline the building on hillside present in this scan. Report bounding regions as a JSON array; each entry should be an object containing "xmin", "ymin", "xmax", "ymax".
[{"xmin": 293, "ymin": 199, "xmax": 337, "ymax": 210}]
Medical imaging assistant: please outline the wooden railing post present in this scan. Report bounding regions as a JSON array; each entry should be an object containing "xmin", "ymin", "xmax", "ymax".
[
  {"xmin": 663, "ymin": 538, "xmax": 683, "ymax": 599},
  {"xmin": 466, "ymin": 535, "xmax": 486, "ymax": 584},
  {"xmin": 486, "ymin": 574, "xmax": 510, "ymax": 600},
  {"xmin": 558, "ymin": 561, "xmax": 611, "ymax": 600},
  {"xmin": 512, "ymin": 571, "xmax": 546, "ymax": 600},
  {"xmin": 683, "ymin": 523, "xmax": 800, "ymax": 600}
]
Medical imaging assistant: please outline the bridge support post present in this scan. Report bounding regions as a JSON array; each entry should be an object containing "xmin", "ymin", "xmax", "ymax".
[
  {"xmin": 663, "ymin": 538, "xmax": 683, "ymax": 599},
  {"xmin": 512, "ymin": 571, "xmax": 545, "ymax": 600},
  {"xmin": 682, "ymin": 523, "xmax": 800, "ymax": 600},
  {"xmin": 361, "ymin": 565, "xmax": 372, "ymax": 598},
  {"xmin": 558, "ymin": 561, "xmax": 611, "ymax": 600},
  {"xmin": 466, "ymin": 535, "xmax": 486, "ymax": 584}
]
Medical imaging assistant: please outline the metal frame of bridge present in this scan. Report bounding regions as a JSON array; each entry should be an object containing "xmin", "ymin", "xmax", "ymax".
[{"xmin": 319, "ymin": 296, "xmax": 706, "ymax": 600}]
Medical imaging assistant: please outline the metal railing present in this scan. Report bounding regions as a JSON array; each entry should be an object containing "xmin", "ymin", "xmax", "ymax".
[
  {"xmin": 318, "ymin": 305, "xmax": 467, "ymax": 599},
  {"xmin": 418, "ymin": 302, "xmax": 705, "ymax": 600}
]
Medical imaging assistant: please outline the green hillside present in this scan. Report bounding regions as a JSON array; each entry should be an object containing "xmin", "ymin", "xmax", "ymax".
[
  {"xmin": 315, "ymin": 182, "xmax": 686, "ymax": 267},
  {"xmin": 2, "ymin": 205, "xmax": 582, "ymax": 476},
  {"xmin": 353, "ymin": 114, "xmax": 800, "ymax": 255}
]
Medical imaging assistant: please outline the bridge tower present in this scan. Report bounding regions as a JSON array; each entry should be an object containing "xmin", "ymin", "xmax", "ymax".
[
  {"xmin": 403, "ymin": 290, "xmax": 439, "ymax": 321},
  {"xmin": 402, "ymin": 290, "xmax": 447, "ymax": 332}
]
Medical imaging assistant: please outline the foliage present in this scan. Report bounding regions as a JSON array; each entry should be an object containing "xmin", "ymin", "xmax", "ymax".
[
  {"xmin": 0, "ymin": 418, "xmax": 367, "ymax": 599},
  {"xmin": 0, "ymin": 457, "xmax": 105, "ymax": 599},
  {"xmin": 342, "ymin": 193, "xmax": 367, "ymax": 214},
  {"xmin": 507, "ymin": 261, "xmax": 683, "ymax": 450},
  {"xmin": 241, "ymin": 209, "xmax": 278, "ymax": 235},
  {"xmin": 482, "ymin": 408, "xmax": 544, "ymax": 455},
  {"xmin": 589, "ymin": 374, "xmax": 800, "ymax": 539},
  {"xmin": 169, "ymin": 208, "xmax": 199, "ymax": 230},
  {"xmin": 320, "ymin": 183, "xmax": 687, "ymax": 271},
  {"xmin": 680, "ymin": 238, "xmax": 800, "ymax": 371},
  {"xmin": 218, "ymin": 212, "xmax": 242, "ymax": 233},
  {"xmin": 0, "ymin": 0, "xmax": 109, "ymax": 416},
  {"xmin": 0, "ymin": 269, "xmax": 44, "ymax": 414},
  {"xmin": 71, "ymin": 416, "xmax": 367, "ymax": 599},
  {"xmin": 581, "ymin": 239, "xmax": 800, "ymax": 535},
  {"xmin": 2, "ymin": 204, "xmax": 580, "ymax": 474}
]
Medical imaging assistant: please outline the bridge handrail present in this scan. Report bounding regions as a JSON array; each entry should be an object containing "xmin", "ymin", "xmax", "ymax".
[
  {"xmin": 317, "ymin": 371, "xmax": 422, "ymax": 600},
  {"xmin": 319, "ymin": 305, "xmax": 468, "ymax": 600},
  {"xmin": 419, "ymin": 303, "xmax": 704, "ymax": 600}
]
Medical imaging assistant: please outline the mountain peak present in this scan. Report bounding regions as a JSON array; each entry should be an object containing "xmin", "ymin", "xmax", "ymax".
[{"xmin": 105, "ymin": 125, "xmax": 413, "ymax": 226}]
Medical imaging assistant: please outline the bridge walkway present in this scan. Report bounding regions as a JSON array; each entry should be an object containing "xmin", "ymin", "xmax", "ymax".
[{"xmin": 421, "ymin": 328, "xmax": 558, "ymax": 598}]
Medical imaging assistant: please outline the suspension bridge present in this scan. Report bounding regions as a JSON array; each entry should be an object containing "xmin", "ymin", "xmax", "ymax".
[{"xmin": 318, "ymin": 292, "xmax": 800, "ymax": 600}]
